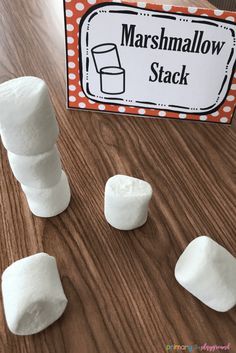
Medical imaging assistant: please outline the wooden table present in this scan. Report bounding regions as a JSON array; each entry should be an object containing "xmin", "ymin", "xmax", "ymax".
[{"xmin": 0, "ymin": 0, "xmax": 235, "ymax": 352}]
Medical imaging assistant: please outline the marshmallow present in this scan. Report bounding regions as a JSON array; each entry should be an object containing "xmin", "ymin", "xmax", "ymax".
[
  {"xmin": 175, "ymin": 236, "xmax": 236, "ymax": 312},
  {"xmin": 7, "ymin": 146, "xmax": 62, "ymax": 189},
  {"xmin": 1, "ymin": 252, "xmax": 68, "ymax": 335},
  {"xmin": 21, "ymin": 171, "xmax": 71, "ymax": 217},
  {"xmin": 0, "ymin": 76, "xmax": 59, "ymax": 155},
  {"xmin": 104, "ymin": 175, "xmax": 152, "ymax": 230}
]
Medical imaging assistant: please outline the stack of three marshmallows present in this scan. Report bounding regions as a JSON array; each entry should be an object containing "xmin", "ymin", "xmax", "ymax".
[{"xmin": 0, "ymin": 77, "xmax": 70, "ymax": 217}]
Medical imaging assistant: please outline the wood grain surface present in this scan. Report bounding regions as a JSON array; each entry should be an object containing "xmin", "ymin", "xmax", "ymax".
[{"xmin": 0, "ymin": 0, "xmax": 235, "ymax": 352}]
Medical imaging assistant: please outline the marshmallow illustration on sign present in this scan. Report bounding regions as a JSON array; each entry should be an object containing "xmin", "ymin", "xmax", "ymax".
[
  {"xmin": 104, "ymin": 175, "xmax": 153, "ymax": 230},
  {"xmin": 91, "ymin": 44, "xmax": 125, "ymax": 95},
  {"xmin": 1, "ymin": 253, "xmax": 68, "ymax": 335},
  {"xmin": 175, "ymin": 236, "xmax": 236, "ymax": 312},
  {"xmin": 0, "ymin": 77, "xmax": 71, "ymax": 217}
]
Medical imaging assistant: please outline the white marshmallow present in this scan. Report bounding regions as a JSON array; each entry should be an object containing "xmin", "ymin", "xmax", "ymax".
[
  {"xmin": 21, "ymin": 170, "xmax": 71, "ymax": 217},
  {"xmin": 1, "ymin": 252, "xmax": 68, "ymax": 335},
  {"xmin": 104, "ymin": 175, "xmax": 152, "ymax": 230},
  {"xmin": 175, "ymin": 236, "xmax": 236, "ymax": 312},
  {"xmin": 7, "ymin": 145, "xmax": 62, "ymax": 188},
  {"xmin": 0, "ymin": 76, "xmax": 59, "ymax": 155}
]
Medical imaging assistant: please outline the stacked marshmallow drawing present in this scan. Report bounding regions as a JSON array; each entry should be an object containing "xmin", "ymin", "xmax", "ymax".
[
  {"xmin": 92, "ymin": 44, "xmax": 125, "ymax": 95},
  {"xmin": 0, "ymin": 76, "xmax": 71, "ymax": 217}
]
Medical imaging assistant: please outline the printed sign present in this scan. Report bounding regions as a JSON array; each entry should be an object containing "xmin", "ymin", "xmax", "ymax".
[{"xmin": 64, "ymin": 1, "xmax": 236, "ymax": 124}]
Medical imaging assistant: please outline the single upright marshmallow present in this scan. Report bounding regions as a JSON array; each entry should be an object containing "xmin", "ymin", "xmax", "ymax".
[
  {"xmin": 8, "ymin": 146, "xmax": 62, "ymax": 188},
  {"xmin": 0, "ymin": 77, "xmax": 59, "ymax": 155},
  {"xmin": 2, "ymin": 253, "xmax": 68, "ymax": 335},
  {"xmin": 104, "ymin": 175, "xmax": 152, "ymax": 230},
  {"xmin": 175, "ymin": 236, "xmax": 236, "ymax": 312},
  {"xmin": 21, "ymin": 170, "xmax": 71, "ymax": 217}
]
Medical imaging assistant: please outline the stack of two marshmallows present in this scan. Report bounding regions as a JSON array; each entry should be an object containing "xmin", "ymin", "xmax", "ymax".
[{"xmin": 0, "ymin": 77, "xmax": 71, "ymax": 217}]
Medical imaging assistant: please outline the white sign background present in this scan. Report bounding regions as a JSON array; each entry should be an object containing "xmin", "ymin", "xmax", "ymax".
[{"xmin": 80, "ymin": 4, "xmax": 236, "ymax": 114}]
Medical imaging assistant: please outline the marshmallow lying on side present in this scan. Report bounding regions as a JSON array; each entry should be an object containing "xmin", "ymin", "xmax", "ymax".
[
  {"xmin": 8, "ymin": 146, "xmax": 62, "ymax": 189},
  {"xmin": 0, "ymin": 76, "xmax": 59, "ymax": 155},
  {"xmin": 175, "ymin": 236, "xmax": 236, "ymax": 312},
  {"xmin": 21, "ymin": 170, "xmax": 71, "ymax": 217},
  {"xmin": 2, "ymin": 253, "xmax": 68, "ymax": 335},
  {"xmin": 104, "ymin": 175, "xmax": 152, "ymax": 230}
]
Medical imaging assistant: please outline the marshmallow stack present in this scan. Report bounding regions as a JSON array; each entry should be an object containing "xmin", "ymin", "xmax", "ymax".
[{"xmin": 0, "ymin": 77, "xmax": 71, "ymax": 217}]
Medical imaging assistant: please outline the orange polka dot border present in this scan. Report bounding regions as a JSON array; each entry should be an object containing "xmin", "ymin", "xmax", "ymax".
[{"xmin": 64, "ymin": 0, "xmax": 236, "ymax": 124}]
